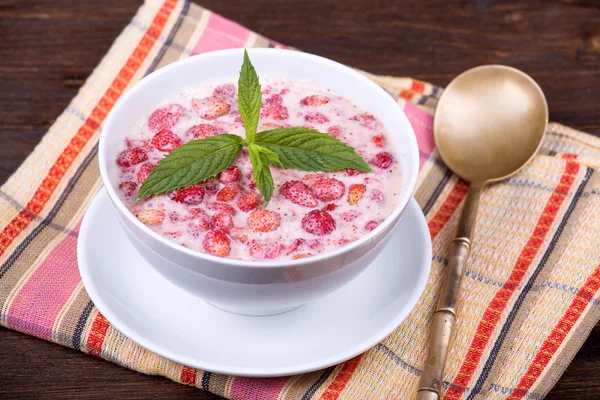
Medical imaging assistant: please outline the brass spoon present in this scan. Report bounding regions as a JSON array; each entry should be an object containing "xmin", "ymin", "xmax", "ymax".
[{"xmin": 416, "ymin": 65, "xmax": 548, "ymax": 400}]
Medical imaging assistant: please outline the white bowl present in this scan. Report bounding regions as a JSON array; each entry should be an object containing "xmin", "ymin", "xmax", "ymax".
[{"xmin": 99, "ymin": 48, "xmax": 419, "ymax": 315}]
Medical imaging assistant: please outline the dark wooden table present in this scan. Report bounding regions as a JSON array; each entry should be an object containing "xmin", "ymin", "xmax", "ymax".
[{"xmin": 1, "ymin": 0, "xmax": 599, "ymax": 398}]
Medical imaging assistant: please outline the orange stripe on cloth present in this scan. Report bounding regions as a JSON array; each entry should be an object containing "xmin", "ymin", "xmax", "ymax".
[
  {"xmin": 319, "ymin": 355, "xmax": 364, "ymax": 400},
  {"xmin": 87, "ymin": 312, "xmax": 110, "ymax": 358},
  {"xmin": 507, "ymin": 264, "xmax": 600, "ymax": 399},
  {"xmin": 0, "ymin": 0, "xmax": 177, "ymax": 258},
  {"xmin": 428, "ymin": 179, "xmax": 470, "ymax": 240},
  {"xmin": 180, "ymin": 366, "xmax": 198, "ymax": 386},
  {"xmin": 445, "ymin": 158, "xmax": 580, "ymax": 400}
]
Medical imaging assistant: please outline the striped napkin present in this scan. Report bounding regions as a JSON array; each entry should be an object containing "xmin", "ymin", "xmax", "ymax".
[{"xmin": 2, "ymin": 1, "xmax": 600, "ymax": 398}]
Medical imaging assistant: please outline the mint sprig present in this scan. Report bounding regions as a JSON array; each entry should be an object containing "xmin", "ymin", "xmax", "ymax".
[{"xmin": 138, "ymin": 49, "xmax": 372, "ymax": 205}]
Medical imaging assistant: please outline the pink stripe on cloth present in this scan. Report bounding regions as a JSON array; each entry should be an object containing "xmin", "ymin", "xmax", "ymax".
[
  {"xmin": 7, "ymin": 227, "xmax": 81, "ymax": 341},
  {"xmin": 230, "ymin": 376, "xmax": 289, "ymax": 400},
  {"xmin": 192, "ymin": 13, "xmax": 251, "ymax": 54},
  {"xmin": 403, "ymin": 101, "xmax": 435, "ymax": 167}
]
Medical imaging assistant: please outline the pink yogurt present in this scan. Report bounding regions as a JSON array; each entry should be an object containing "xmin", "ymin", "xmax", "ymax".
[{"xmin": 114, "ymin": 78, "xmax": 402, "ymax": 260}]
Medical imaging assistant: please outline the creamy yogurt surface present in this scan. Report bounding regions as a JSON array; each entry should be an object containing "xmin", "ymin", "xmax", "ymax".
[{"xmin": 113, "ymin": 78, "xmax": 402, "ymax": 260}]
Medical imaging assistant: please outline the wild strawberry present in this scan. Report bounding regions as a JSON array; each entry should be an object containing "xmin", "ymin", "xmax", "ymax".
[
  {"xmin": 265, "ymin": 94, "xmax": 283, "ymax": 106},
  {"xmin": 169, "ymin": 184, "xmax": 205, "ymax": 205},
  {"xmin": 117, "ymin": 147, "xmax": 147, "ymax": 167},
  {"xmin": 216, "ymin": 183, "xmax": 242, "ymax": 202},
  {"xmin": 264, "ymin": 242, "xmax": 285, "ymax": 259},
  {"xmin": 148, "ymin": 104, "xmax": 185, "ymax": 132},
  {"xmin": 213, "ymin": 84, "xmax": 236, "ymax": 100},
  {"xmin": 204, "ymin": 184, "xmax": 219, "ymax": 196},
  {"xmin": 286, "ymin": 238, "xmax": 305, "ymax": 255},
  {"xmin": 371, "ymin": 152, "xmax": 394, "ymax": 169},
  {"xmin": 345, "ymin": 168, "xmax": 361, "ymax": 176},
  {"xmin": 134, "ymin": 209, "xmax": 165, "ymax": 226},
  {"xmin": 210, "ymin": 212, "xmax": 233, "ymax": 233},
  {"xmin": 280, "ymin": 180, "xmax": 318, "ymax": 208},
  {"xmin": 292, "ymin": 253, "xmax": 312, "ymax": 260},
  {"xmin": 312, "ymin": 177, "xmax": 345, "ymax": 202},
  {"xmin": 247, "ymin": 209, "xmax": 281, "ymax": 232},
  {"xmin": 300, "ymin": 95, "xmax": 329, "ymax": 106},
  {"xmin": 237, "ymin": 192, "xmax": 261, "ymax": 212},
  {"xmin": 306, "ymin": 239, "xmax": 324, "ymax": 250},
  {"xmin": 322, "ymin": 203, "xmax": 337, "ymax": 212},
  {"xmin": 185, "ymin": 123, "xmax": 218, "ymax": 139},
  {"xmin": 327, "ymin": 125, "xmax": 342, "ymax": 138},
  {"xmin": 219, "ymin": 166, "xmax": 241, "ymax": 184},
  {"xmin": 206, "ymin": 202, "xmax": 236, "ymax": 215},
  {"xmin": 352, "ymin": 112, "xmax": 378, "ymax": 128},
  {"xmin": 341, "ymin": 211, "xmax": 360, "ymax": 222},
  {"xmin": 249, "ymin": 241, "xmax": 284, "ymax": 259},
  {"xmin": 137, "ymin": 162, "xmax": 157, "ymax": 183},
  {"xmin": 304, "ymin": 112, "xmax": 330, "ymax": 124},
  {"xmin": 119, "ymin": 181, "xmax": 137, "ymax": 197},
  {"xmin": 370, "ymin": 189, "xmax": 385, "ymax": 203},
  {"xmin": 301, "ymin": 173, "xmax": 327, "ymax": 187},
  {"xmin": 203, "ymin": 230, "xmax": 231, "ymax": 257},
  {"xmin": 261, "ymin": 105, "xmax": 289, "ymax": 120},
  {"xmin": 347, "ymin": 184, "xmax": 366, "ymax": 205},
  {"xmin": 372, "ymin": 135, "xmax": 386, "ymax": 147},
  {"xmin": 260, "ymin": 122, "xmax": 286, "ymax": 131},
  {"xmin": 365, "ymin": 219, "xmax": 384, "ymax": 232},
  {"xmin": 230, "ymin": 227, "xmax": 248, "ymax": 243},
  {"xmin": 168, "ymin": 211, "xmax": 181, "ymax": 223},
  {"xmin": 187, "ymin": 210, "xmax": 210, "ymax": 237},
  {"xmin": 192, "ymin": 96, "xmax": 230, "ymax": 119},
  {"xmin": 302, "ymin": 210, "xmax": 335, "ymax": 236},
  {"xmin": 151, "ymin": 129, "xmax": 182, "ymax": 153}
]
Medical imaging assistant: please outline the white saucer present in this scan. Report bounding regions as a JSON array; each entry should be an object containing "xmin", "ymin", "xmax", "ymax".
[{"xmin": 78, "ymin": 189, "xmax": 431, "ymax": 377}]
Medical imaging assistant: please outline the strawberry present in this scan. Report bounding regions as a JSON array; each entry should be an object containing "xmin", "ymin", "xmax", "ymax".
[
  {"xmin": 312, "ymin": 177, "xmax": 345, "ymax": 202},
  {"xmin": 192, "ymin": 96, "xmax": 231, "ymax": 119},
  {"xmin": 372, "ymin": 135, "xmax": 386, "ymax": 148},
  {"xmin": 301, "ymin": 173, "xmax": 327, "ymax": 187},
  {"xmin": 148, "ymin": 104, "xmax": 185, "ymax": 132},
  {"xmin": 322, "ymin": 203, "xmax": 337, "ymax": 212},
  {"xmin": 169, "ymin": 184, "xmax": 205, "ymax": 205},
  {"xmin": 185, "ymin": 123, "xmax": 218, "ymax": 139},
  {"xmin": 249, "ymin": 241, "xmax": 284, "ymax": 259},
  {"xmin": 168, "ymin": 211, "xmax": 181, "ymax": 223},
  {"xmin": 203, "ymin": 230, "xmax": 231, "ymax": 257},
  {"xmin": 187, "ymin": 209, "xmax": 210, "ymax": 237},
  {"xmin": 365, "ymin": 219, "xmax": 384, "ymax": 232},
  {"xmin": 230, "ymin": 227, "xmax": 249, "ymax": 243},
  {"xmin": 134, "ymin": 209, "xmax": 165, "ymax": 226},
  {"xmin": 210, "ymin": 212, "xmax": 234, "ymax": 233},
  {"xmin": 370, "ymin": 189, "xmax": 385, "ymax": 203},
  {"xmin": 304, "ymin": 112, "xmax": 330, "ymax": 124},
  {"xmin": 327, "ymin": 125, "xmax": 342, "ymax": 138},
  {"xmin": 137, "ymin": 162, "xmax": 157, "ymax": 183},
  {"xmin": 301, "ymin": 210, "xmax": 336, "ymax": 236},
  {"xmin": 280, "ymin": 180, "xmax": 318, "ymax": 208},
  {"xmin": 237, "ymin": 192, "xmax": 261, "ymax": 212},
  {"xmin": 300, "ymin": 95, "xmax": 329, "ymax": 106},
  {"xmin": 261, "ymin": 105, "xmax": 289, "ymax": 120},
  {"xmin": 352, "ymin": 112, "xmax": 378, "ymax": 128},
  {"xmin": 260, "ymin": 122, "xmax": 286, "ymax": 130},
  {"xmin": 292, "ymin": 253, "xmax": 312, "ymax": 260},
  {"xmin": 204, "ymin": 184, "xmax": 219, "ymax": 196},
  {"xmin": 371, "ymin": 152, "xmax": 394, "ymax": 169},
  {"xmin": 206, "ymin": 202, "xmax": 237, "ymax": 215},
  {"xmin": 151, "ymin": 129, "xmax": 182, "ymax": 153},
  {"xmin": 218, "ymin": 166, "xmax": 241, "ymax": 184},
  {"xmin": 345, "ymin": 168, "xmax": 361, "ymax": 176},
  {"xmin": 119, "ymin": 181, "xmax": 137, "ymax": 197},
  {"xmin": 264, "ymin": 242, "xmax": 285, "ymax": 259},
  {"xmin": 286, "ymin": 238, "xmax": 305, "ymax": 255},
  {"xmin": 341, "ymin": 210, "xmax": 360, "ymax": 222},
  {"xmin": 213, "ymin": 84, "xmax": 236, "ymax": 100},
  {"xmin": 117, "ymin": 147, "xmax": 147, "ymax": 167},
  {"xmin": 247, "ymin": 209, "xmax": 281, "ymax": 232},
  {"xmin": 216, "ymin": 183, "xmax": 242, "ymax": 202},
  {"xmin": 347, "ymin": 184, "xmax": 366, "ymax": 205},
  {"xmin": 265, "ymin": 94, "xmax": 283, "ymax": 106}
]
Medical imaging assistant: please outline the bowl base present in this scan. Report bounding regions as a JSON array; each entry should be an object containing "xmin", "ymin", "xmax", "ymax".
[{"xmin": 206, "ymin": 301, "xmax": 302, "ymax": 316}]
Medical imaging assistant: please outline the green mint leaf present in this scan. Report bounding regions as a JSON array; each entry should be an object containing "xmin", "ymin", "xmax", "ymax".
[
  {"xmin": 137, "ymin": 134, "xmax": 243, "ymax": 200},
  {"xmin": 253, "ymin": 144, "xmax": 283, "ymax": 168},
  {"xmin": 237, "ymin": 49, "xmax": 262, "ymax": 143},
  {"xmin": 255, "ymin": 127, "xmax": 373, "ymax": 173},
  {"xmin": 247, "ymin": 144, "xmax": 275, "ymax": 205}
]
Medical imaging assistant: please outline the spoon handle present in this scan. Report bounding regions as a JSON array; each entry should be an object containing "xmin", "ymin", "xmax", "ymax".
[{"xmin": 417, "ymin": 184, "xmax": 482, "ymax": 399}]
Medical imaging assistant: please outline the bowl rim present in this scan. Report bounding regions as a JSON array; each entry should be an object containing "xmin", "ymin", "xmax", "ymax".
[{"xmin": 99, "ymin": 48, "xmax": 419, "ymax": 268}]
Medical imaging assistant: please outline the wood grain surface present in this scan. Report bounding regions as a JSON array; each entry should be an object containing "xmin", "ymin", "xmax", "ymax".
[{"xmin": 1, "ymin": 0, "xmax": 599, "ymax": 398}]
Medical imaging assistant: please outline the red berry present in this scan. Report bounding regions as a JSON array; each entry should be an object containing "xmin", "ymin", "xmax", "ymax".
[
  {"xmin": 148, "ymin": 104, "xmax": 185, "ymax": 132},
  {"xmin": 304, "ymin": 112, "xmax": 330, "ymax": 124},
  {"xmin": 151, "ymin": 129, "xmax": 182, "ymax": 153},
  {"xmin": 371, "ymin": 152, "xmax": 394, "ymax": 169},
  {"xmin": 169, "ymin": 184, "xmax": 205, "ymax": 205},
  {"xmin": 247, "ymin": 209, "xmax": 281, "ymax": 232},
  {"xmin": 237, "ymin": 193, "xmax": 261, "ymax": 212},
  {"xmin": 327, "ymin": 125, "xmax": 342, "ymax": 138},
  {"xmin": 203, "ymin": 230, "xmax": 231, "ymax": 257},
  {"xmin": 204, "ymin": 184, "xmax": 219, "ymax": 196},
  {"xmin": 213, "ymin": 84, "xmax": 236, "ymax": 100},
  {"xmin": 372, "ymin": 135, "xmax": 386, "ymax": 148},
  {"xmin": 301, "ymin": 210, "xmax": 336, "ymax": 236},
  {"xmin": 219, "ymin": 166, "xmax": 241, "ymax": 184},
  {"xmin": 185, "ymin": 123, "xmax": 218, "ymax": 139},
  {"xmin": 264, "ymin": 242, "xmax": 284, "ymax": 259},
  {"xmin": 134, "ymin": 209, "xmax": 165, "ymax": 226},
  {"xmin": 192, "ymin": 96, "xmax": 230, "ymax": 119},
  {"xmin": 230, "ymin": 227, "xmax": 248, "ymax": 243},
  {"xmin": 300, "ymin": 95, "xmax": 329, "ymax": 106},
  {"xmin": 286, "ymin": 238, "xmax": 305, "ymax": 255},
  {"xmin": 117, "ymin": 147, "xmax": 147, "ymax": 167},
  {"xmin": 341, "ymin": 211, "xmax": 360, "ymax": 222},
  {"xmin": 322, "ymin": 203, "xmax": 337, "ymax": 212},
  {"xmin": 206, "ymin": 202, "xmax": 237, "ymax": 215},
  {"xmin": 187, "ymin": 210, "xmax": 210, "ymax": 237},
  {"xmin": 352, "ymin": 112, "xmax": 378, "ymax": 128},
  {"xmin": 137, "ymin": 162, "xmax": 157, "ymax": 183},
  {"xmin": 280, "ymin": 180, "xmax": 318, "ymax": 208},
  {"xmin": 265, "ymin": 94, "xmax": 283, "ymax": 106},
  {"xmin": 210, "ymin": 212, "xmax": 233, "ymax": 233},
  {"xmin": 312, "ymin": 177, "xmax": 345, "ymax": 202},
  {"xmin": 347, "ymin": 184, "xmax": 366, "ymax": 205},
  {"xmin": 292, "ymin": 253, "xmax": 312, "ymax": 260},
  {"xmin": 345, "ymin": 168, "xmax": 361, "ymax": 176},
  {"xmin": 249, "ymin": 240, "xmax": 284, "ymax": 259},
  {"xmin": 216, "ymin": 183, "xmax": 242, "ymax": 202},
  {"xmin": 370, "ymin": 189, "xmax": 385, "ymax": 203},
  {"xmin": 301, "ymin": 173, "xmax": 327, "ymax": 187},
  {"xmin": 261, "ymin": 105, "xmax": 289, "ymax": 120},
  {"xmin": 365, "ymin": 219, "xmax": 384, "ymax": 232},
  {"xmin": 119, "ymin": 181, "xmax": 137, "ymax": 197}
]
